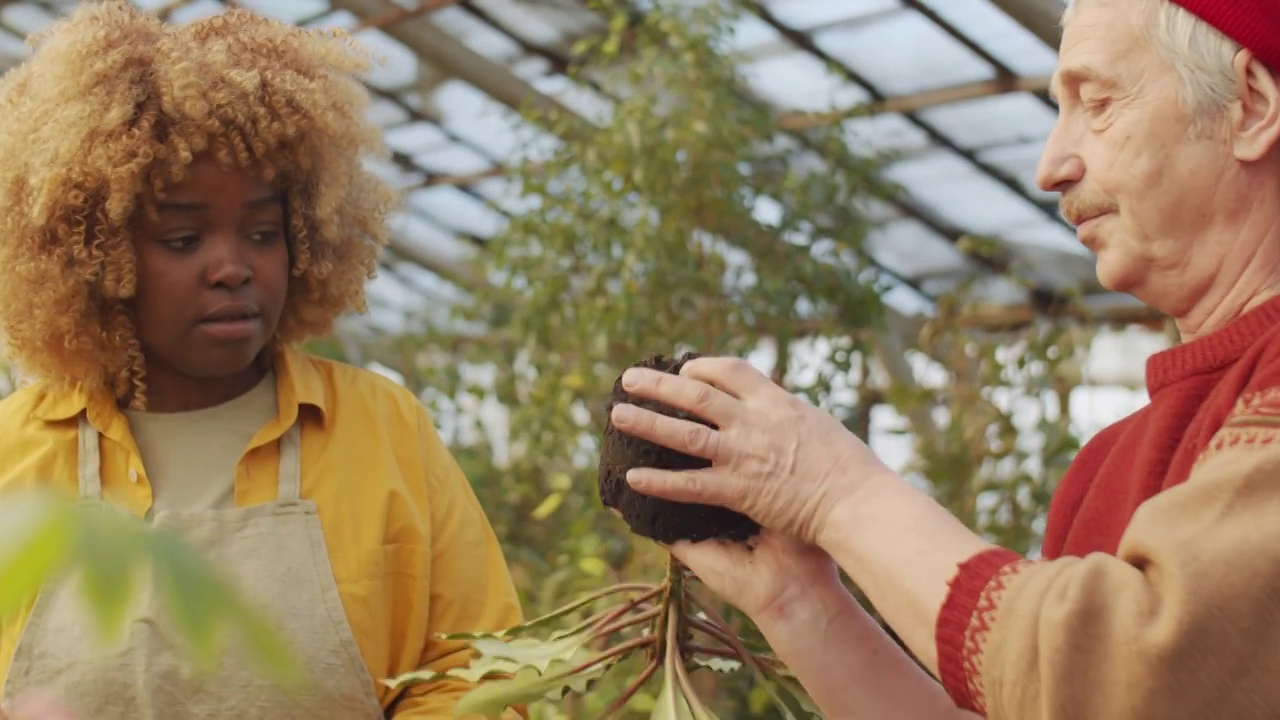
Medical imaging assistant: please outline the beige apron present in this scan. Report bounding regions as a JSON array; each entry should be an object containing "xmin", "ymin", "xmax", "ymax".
[{"xmin": 2, "ymin": 415, "xmax": 387, "ymax": 719}]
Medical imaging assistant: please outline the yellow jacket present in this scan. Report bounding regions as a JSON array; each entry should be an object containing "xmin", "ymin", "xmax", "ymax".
[{"xmin": 0, "ymin": 346, "xmax": 524, "ymax": 717}]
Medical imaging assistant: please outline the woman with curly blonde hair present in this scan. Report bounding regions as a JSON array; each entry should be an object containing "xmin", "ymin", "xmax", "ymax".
[{"xmin": 0, "ymin": 3, "xmax": 522, "ymax": 719}]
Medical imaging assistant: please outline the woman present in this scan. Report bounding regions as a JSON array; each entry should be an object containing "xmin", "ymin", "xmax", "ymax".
[{"xmin": 0, "ymin": 2, "xmax": 522, "ymax": 718}]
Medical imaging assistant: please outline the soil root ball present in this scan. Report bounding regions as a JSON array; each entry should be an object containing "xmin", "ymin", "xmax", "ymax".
[{"xmin": 598, "ymin": 352, "xmax": 760, "ymax": 544}]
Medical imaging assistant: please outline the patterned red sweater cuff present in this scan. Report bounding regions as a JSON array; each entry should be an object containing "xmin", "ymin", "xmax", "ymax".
[{"xmin": 935, "ymin": 547, "xmax": 1024, "ymax": 713}]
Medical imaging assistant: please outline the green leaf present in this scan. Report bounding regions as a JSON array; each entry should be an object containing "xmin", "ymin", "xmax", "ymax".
[
  {"xmin": 576, "ymin": 556, "xmax": 608, "ymax": 577},
  {"xmin": 469, "ymin": 634, "xmax": 590, "ymax": 674},
  {"xmin": 150, "ymin": 532, "xmax": 235, "ymax": 670},
  {"xmin": 0, "ymin": 492, "xmax": 300, "ymax": 682},
  {"xmin": 650, "ymin": 668, "xmax": 693, "ymax": 720},
  {"xmin": 386, "ymin": 655, "xmax": 525, "ymax": 689},
  {"xmin": 530, "ymin": 492, "xmax": 562, "ymax": 520},
  {"xmin": 451, "ymin": 654, "xmax": 618, "ymax": 718},
  {"xmin": 655, "ymin": 666, "xmax": 696, "ymax": 717},
  {"xmin": 230, "ymin": 598, "xmax": 306, "ymax": 684},
  {"xmin": 70, "ymin": 504, "xmax": 148, "ymax": 642},
  {"xmin": 759, "ymin": 664, "xmax": 822, "ymax": 718},
  {"xmin": 452, "ymin": 665, "xmax": 562, "ymax": 718},
  {"xmin": 0, "ymin": 493, "xmax": 73, "ymax": 619}
]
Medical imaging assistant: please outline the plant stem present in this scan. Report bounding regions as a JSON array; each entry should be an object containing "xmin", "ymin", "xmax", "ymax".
[
  {"xmin": 672, "ymin": 616, "xmax": 717, "ymax": 718},
  {"xmin": 565, "ymin": 634, "xmax": 655, "ymax": 677},
  {"xmin": 551, "ymin": 582, "xmax": 661, "ymax": 613},
  {"xmin": 688, "ymin": 587, "xmax": 806, "ymax": 716},
  {"xmin": 595, "ymin": 656, "xmax": 660, "ymax": 720},
  {"xmin": 686, "ymin": 616, "xmax": 738, "ymax": 650},
  {"xmin": 686, "ymin": 594, "xmax": 772, "ymax": 677},
  {"xmin": 590, "ymin": 605, "xmax": 662, "ymax": 639},
  {"xmin": 582, "ymin": 584, "xmax": 666, "ymax": 638},
  {"xmin": 660, "ymin": 578, "xmax": 685, "ymax": 717}
]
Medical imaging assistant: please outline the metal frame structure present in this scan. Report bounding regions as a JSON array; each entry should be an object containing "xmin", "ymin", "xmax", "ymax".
[{"xmin": 0, "ymin": 0, "xmax": 1164, "ymax": 344}]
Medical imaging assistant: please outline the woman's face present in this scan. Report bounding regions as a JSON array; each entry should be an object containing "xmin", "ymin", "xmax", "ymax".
[{"xmin": 130, "ymin": 155, "xmax": 290, "ymax": 410}]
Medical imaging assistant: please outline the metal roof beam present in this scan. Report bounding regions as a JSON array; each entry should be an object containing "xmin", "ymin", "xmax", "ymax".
[{"xmin": 329, "ymin": 0, "xmax": 578, "ymax": 122}]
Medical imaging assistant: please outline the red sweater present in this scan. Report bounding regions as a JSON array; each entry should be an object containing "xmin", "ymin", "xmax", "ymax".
[{"xmin": 936, "ymin": 295, "xmax": 1280, "ymax": 712}]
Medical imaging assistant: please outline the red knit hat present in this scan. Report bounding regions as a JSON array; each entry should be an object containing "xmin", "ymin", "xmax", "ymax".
[{"xmin": 1170, "ymin": 0, "xmax": 1280, "ymax": 71}]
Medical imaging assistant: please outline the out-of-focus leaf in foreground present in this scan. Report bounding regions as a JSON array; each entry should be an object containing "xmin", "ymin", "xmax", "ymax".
[{"xmin": 0, "ymin": 490, "xmax": 300, "ymax": 682}]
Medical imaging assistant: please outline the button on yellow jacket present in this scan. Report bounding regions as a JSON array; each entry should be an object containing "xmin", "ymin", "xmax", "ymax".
[{"xmin": 0, "ymin": 346, "xmax": 524, "ymax": 717}]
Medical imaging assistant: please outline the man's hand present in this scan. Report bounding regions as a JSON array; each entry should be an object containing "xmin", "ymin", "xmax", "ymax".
[
  {"xmin": 668, "ymin": 529, "xmax": 842, "ymax": 623},
  {"xmin": 670, "ymin": 531, "xmax": 979, "ymax": 719},
  {"xmin": 0, "ymin": 693, "xmax": 77, "ymax": 720},
  {"xmin": 609, "ymin": 355, "xmax": 896, "ymax": 545}
]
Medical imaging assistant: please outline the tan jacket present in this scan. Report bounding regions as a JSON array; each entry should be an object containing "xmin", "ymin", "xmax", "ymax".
[{"xmin": 964, "ymin": 388, "xmax": 1280, "ymax": 719}]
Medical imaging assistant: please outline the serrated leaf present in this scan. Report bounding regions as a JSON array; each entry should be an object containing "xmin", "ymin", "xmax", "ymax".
[
  {"xmin": 469, "ymin": 634, "xmax": 590, "ymax": 674},
  {"xmin": 453, "ymin": 665, "xmax": 559, "ymax": 718},
  {"xmin": 451, "ymin": 654, "xmax": 619, "ymax": 718},
  {"xmin": 691, "ymin": 655, "xmax": 740, "ymax": 674},
  {"xmin": 692, "ymin": 608, "xmax": 800, "ymax": 719},
  {"xmin": 386, "ymin": 655, "xmax": 525, "ymax": 689},
  {"xmin": 385, "ymin": 669, "xmax": 450, "ymax": 688}
]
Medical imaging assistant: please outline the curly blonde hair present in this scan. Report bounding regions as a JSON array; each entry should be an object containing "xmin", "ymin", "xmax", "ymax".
[{"xmin": 0, "ymin": 1, "xmax": 396, "ymax": 407}]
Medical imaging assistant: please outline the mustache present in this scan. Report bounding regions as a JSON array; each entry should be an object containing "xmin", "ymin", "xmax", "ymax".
[{"xmin": 1060, "ymin": 193, "xmax": 1118, "ymax": 225}]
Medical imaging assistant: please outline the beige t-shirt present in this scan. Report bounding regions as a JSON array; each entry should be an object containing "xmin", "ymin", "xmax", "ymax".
[{"xmin": 124, "ymin": 372, "xmax": 278, "ymax": 513}]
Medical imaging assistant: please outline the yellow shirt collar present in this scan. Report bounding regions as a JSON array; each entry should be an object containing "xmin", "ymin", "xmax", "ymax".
[{"xmin": 29, "ymin": 344, "xmax": 329, "ymax": 429}]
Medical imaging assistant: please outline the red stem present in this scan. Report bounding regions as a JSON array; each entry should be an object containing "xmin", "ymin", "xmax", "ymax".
[
  {"xmin": 592, "ymin": 606, "xmax": 662, "ymax": 639},
  {"xmin": 686, "ymin": 616, "xmax": 739, "ymax": 650},
  {"xmin": 686, "ymin": 594, "xmax": 775, "ymax": 679},
  {"xmin": 595, "ymin": 656, "xmax": 660, "ymax": 719},
  {"xmin": 565, "ymin": 634, "xmax": 655, "ymax": 678},
  {"xmin": 584, "ymin": 585, "xmax": 665, "ymax": 637}
]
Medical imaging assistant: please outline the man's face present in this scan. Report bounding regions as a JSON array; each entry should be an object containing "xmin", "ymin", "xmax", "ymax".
[
  {"xmin": 130, "ymin": 155, "xmax": 290, "ymax": 398},
  {"xmin": 1038, "ymin": 0, "xmax": 1237, "ymax": 313}
]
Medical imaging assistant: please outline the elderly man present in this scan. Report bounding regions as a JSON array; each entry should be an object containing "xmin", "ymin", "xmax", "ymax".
[{"xmin": 610, "ymin": 0, "xmax": 1280, "ymax": 717}]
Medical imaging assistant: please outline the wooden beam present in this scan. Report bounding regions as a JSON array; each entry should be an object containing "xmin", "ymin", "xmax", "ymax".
[
  {"xmin": 411, "ymin": 164, "xmax": 510, "ymax": 189},
  {"xmin": 352, "ymin": 0, "xmax": 459, "ymax": 32},
  {"xmin": 778, "ymin": 75, "xmax": 1052, "ymax": 130}
]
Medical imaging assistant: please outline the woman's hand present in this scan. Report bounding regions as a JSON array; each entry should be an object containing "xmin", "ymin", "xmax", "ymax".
[
  {"xmin": 668, "ymin": 529, "xmax": 842, "ymax": 623},
  {"xmin": 0, "ymin": 692, "xmax": 77, "ymax": 720},
  {"xmin": 609, "ymin": 355, "xmax": 896, "ymax": 546}
]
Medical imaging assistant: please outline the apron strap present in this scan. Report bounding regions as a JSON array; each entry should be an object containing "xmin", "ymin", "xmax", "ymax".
[
  {"xmin": 77, "ymin": 415, "xmax": 103, "ymax": 501},
  {"xmin": 277, "ymin": 422, "xmax": 302, "ymax": 502},
  {"xmin": 77, "ymin": 414, "xmax": 303, "ymax": 503}
]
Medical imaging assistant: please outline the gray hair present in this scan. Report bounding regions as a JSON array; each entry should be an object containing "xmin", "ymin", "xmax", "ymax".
[{"xmin": 1063, "ymin": 0, "xmax": 1240, "ymax": 121}]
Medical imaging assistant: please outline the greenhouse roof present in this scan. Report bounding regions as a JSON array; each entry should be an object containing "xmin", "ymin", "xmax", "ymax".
[{"xmin": 0, "ymin": 0, "xmax": 1158, "ymax": 340}]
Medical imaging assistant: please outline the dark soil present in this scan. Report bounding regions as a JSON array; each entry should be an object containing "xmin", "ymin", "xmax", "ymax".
[{"xmin": 598, "ymin": 352, "xmax": 760, "ymax": 544}]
